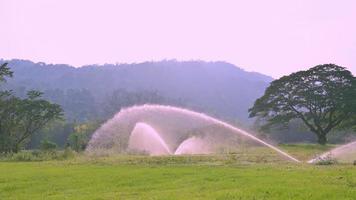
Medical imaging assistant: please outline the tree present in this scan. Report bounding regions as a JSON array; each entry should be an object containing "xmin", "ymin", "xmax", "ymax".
[
  {"xmin": 0, "ymin": 63, "xmax": 63, "ymax": 152},
  {"xmin": 0, "ymin": 91, "xmax": 63, "ymax": 152},
  {"xmin": 67, "ymin": 121, "xmax": 100, "ymax": 152},
  {"xmin": 249, "ymin": 64, "xmax": 356, "ymax": 145},
  {"xmin": 0, "ymin": 63, "xmax": 13, "ymax": 82}
]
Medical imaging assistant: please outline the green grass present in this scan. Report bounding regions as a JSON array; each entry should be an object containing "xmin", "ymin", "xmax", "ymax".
[
  {"xmin": 279, "ymin": 143, "xmax": 335, "ymax": 161},
  {"xmin": 1, "ymin": 144, "xmax": 355, "ymax": 200}
]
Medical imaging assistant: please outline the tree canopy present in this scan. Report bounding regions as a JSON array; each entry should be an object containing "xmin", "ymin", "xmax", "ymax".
[
  {"xmin": 0, "ymin": 63, "xmax": 63, "ymax": 152},
  {"xmin": 0, "ymin": 63, "xmax": 13, "ymax": 82},
  {"xmin": 249, "ymin": 64, "xmax": 356, "ymax": 144}
]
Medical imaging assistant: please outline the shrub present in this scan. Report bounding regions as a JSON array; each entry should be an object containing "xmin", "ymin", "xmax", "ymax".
[
  {"xmin": 63, "ymin": 147, "xmax": 76, "ymax": 159},
  {"xmin": 0, "ymin": 150, "xmax": 76, "ymax": 161},
  {"xmin": 40, "ymin": 140, "xmax": 58, "ymax": 151}
]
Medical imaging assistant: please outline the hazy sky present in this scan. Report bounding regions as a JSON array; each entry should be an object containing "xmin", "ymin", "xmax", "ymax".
[{"xmin": 1, "ymin": 0, "xmax": 355, "ymax": 78}]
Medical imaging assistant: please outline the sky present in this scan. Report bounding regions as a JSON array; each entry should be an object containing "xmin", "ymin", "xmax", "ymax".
[{"xmin": 0, "ymin": 0, "xmax": 355, "ymax": 78}]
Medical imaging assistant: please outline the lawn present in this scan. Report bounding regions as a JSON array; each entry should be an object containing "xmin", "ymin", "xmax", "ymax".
[{"xmin": 1, "ymin": 144, "xmax": 356, "ymax": 200}]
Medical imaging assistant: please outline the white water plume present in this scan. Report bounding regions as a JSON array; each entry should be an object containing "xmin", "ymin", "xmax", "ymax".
[
  {"xmin": 86, "ymin": 105, "xmax": 300, "ymax": 162},
  {"xmin": 128, "ymin": 122, "xmax": 172, "ymax": 155},
  {"xmin": 308, "ymin": 140, "xmax": 356, "ymax": 163},
  {"xmin": 174, "ymin": 136, "xmax": 212, "ymax": 155}
]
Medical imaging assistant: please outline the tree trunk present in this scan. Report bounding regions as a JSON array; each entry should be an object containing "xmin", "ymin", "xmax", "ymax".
[
  {"xmin": 12, "ymin": 142, "xmax": 20, "ymax": 153},
  {"xmin": 317, "ymin": 134, "xmax": 327, "ymax": 145}
]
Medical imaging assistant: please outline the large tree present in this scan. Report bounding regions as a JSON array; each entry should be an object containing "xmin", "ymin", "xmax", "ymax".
[
  {"xmin": 0, "ymin": 63, "xmax": 63, "ymax": 152},
  {"xmin": 249, "ymin": 64, "xmax": 356, "ymax": 145}
]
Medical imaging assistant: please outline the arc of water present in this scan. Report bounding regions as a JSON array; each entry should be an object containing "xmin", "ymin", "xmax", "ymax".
[
  {"xmin": 142, "ymin": 105, "xmax": 300, "ymax": 162},
  {"xmin": 88, "ymin": 104, "xmax": 301, "ymax": 163},
  {"xmin": 221, "ymin": 123, "xmax": 301, "ymax": 163},
  {"xmin": 203, "ymin": 117, "xmax": 301, "ymax": 162},
  {"xmin": 174, "ymin": 136, "xmax": 211, "ymax": 155},
  {"xmin": 308, "ymin": 140, "xmax": 356, "ymax": 163},
  {"xmin": 149, "ymin": 105, "xmax": 301, "ymax": 162},
  {"xmin": 129, "ymin": 122, "xmax": 172, "ymax": 155}
]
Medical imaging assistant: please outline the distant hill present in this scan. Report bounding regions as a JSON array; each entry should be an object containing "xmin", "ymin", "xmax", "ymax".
[{"xmin": 1, "ymin": 59, "xmax": 273, "ymax": 123}]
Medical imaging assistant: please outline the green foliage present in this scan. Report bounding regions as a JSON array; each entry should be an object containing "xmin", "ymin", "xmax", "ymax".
[
  {"xmin": 5, "ymin": 59, "xmax": 272, "ymax": 124},
  {"xmin": 29, "ymin": 120, "xmax": 76, "ymax": 149},
  {"xmin": 68, "ymin": 121, "xmax": 100, "ymax": 152},
  {"xmin": 0, "ymin": 63, "xmax": 13, "ymax": 82},
  {"xmin": 0, "ymin": 90, "xmax": 63, "ymax": 152},
  {"xmin": 249, "ymin": 64, "xmax": 356, "ymax": 145},
  {"xmin": 0, "ymin": 149, "xmax": 75, "ymax": 161},
  {"xmin": 40, "ymin": 140, "xmax": 57, "ymax": 151},
  {"xmin": 0, "ymin": 64, "xmax": 63, "ymax": 153},
  {"xmin": 103, "ymin": 89, "xmax": 164, "ymax": 117},
  {"xmin": 63, "ymin": 147, "xmax": 76, "ymax": 159}
]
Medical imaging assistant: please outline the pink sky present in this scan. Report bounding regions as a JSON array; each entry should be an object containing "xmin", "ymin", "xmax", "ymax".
[{"xmin": 0, "ymin": 0, "xmax": 355, "ymax": 78}]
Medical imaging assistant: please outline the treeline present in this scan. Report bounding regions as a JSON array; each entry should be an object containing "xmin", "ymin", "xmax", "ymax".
[
  {"xmin": 38, "ymin": 88, "xmax": 177, "ymax": 122},
  {"xmin": 0, "ymin": 59, "xmax": 274, "ymax": 150},
  {"xmin": 27, "ymin": 88, "xmax": 183, "ymax": 150},
  {"xmin": 3, "ymin": 59, "xmax": 353, "ymax": 150},
  {"xmin": 3, "ymin": 59, "xmax": 272, "ymax": 122},
  {"xmin": 1, "ymin": 62, "xmax": 183, "ymax": 152},
  {"xmin": 29, "ymin": 120, "xmax": 101, "ymax": 152}
]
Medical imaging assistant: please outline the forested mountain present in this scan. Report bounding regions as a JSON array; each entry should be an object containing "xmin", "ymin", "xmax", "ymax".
[{"xmin": 0, "ymin": 59, "xmax": 273, "ymax": 123}]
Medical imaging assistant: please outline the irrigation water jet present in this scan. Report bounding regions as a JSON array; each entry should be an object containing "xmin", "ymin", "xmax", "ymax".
[
  {"xmin": 174, "ymin": 136, "xmax": 212, "ymax": 155},
  {"xmin": 128, "ymin": 122, "xmax": 172, "ymax": 155},
  {"xmin": 308, "ymin": 140, "xmax": 356, "ymax": 163},
  {"xmin": 87, "ymin": 105, "xmax": 300, "ymax": 163}
]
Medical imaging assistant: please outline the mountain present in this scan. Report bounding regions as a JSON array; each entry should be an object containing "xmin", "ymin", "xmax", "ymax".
[{"xmin": 1, "ymin": 59, "xmax": 273, "ymax": 123}]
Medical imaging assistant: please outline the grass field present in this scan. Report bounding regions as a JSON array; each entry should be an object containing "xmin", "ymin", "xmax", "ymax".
[{"xmin": 1, "ymin": 144, "xmax": 356, "ymax": 200}]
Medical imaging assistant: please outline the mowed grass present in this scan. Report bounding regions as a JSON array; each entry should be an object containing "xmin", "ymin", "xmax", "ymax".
[
  {"xmin": 279, "ymin": 143, "xmax": 336, "ymax": 161},
  {"xmin": 1, "ymin": 144, "xmax": 356, "ymax": 200}
]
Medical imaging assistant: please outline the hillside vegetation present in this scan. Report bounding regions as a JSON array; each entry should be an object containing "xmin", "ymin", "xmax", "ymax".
[{"xmin": 2, "ymin": 59, "xmax": 272, "ymax": 122}]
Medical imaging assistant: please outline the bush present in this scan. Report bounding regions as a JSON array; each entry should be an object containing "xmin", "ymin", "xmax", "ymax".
[
  {"xmin": 0, "ymin": 150, "xmax": 76, "ymax": 161},
  {"xmin": 40, "ymin": 140, "xmax": 58, "ymax": 151},
  {"xmin": 63, "ymin": 147, "xmax": 76, "ymax": 159}
]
